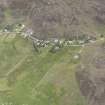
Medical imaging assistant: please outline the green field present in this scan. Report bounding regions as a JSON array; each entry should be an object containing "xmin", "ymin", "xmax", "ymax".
[{"xmin": 0, "ymin": 34, "xmax": 86, "ymax": 105}]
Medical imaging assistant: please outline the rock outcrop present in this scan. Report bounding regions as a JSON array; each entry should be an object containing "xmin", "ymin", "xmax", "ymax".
[{"xmin": 76, "ymin": 40, "xmax": 105, "ymax": 105}]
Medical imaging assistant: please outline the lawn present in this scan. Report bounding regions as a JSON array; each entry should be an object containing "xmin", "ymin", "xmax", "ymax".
[{"xmin": 0, "ymin": 35, "xmax": 86, "ymax": 105}]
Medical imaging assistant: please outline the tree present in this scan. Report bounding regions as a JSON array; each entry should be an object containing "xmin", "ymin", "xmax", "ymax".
[{"xmin": 33, "ymin": 41, "xmax": 40, "ymax": 53}]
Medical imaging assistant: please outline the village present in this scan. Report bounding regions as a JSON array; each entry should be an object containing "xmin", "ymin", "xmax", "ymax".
[
  {"xmin": 0, "ymin": 23, "xmax": 104, "ymax": 58},
  {"xmin": 0, "ymin": 23, "xmax": 98, "ymax": 49}
]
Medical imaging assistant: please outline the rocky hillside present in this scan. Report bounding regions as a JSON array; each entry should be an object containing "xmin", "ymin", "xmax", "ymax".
[
  {"xmin": 0, "ymin": 0, "xmax": 105, "ymax": 39},
  {"xmin": 76, "ymin": 40, "xmax": 105, "ymax": 105}
]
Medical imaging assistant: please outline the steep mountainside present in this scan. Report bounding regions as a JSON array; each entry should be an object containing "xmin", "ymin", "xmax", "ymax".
[{"xmin": 0, "ymin": 0, "xmax": 105, "ymax": 39}]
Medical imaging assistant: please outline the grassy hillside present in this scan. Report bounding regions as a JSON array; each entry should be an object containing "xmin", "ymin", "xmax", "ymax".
[{"xmin": 0, "ymin": 34, "xmax": 86, "ymax": 105}]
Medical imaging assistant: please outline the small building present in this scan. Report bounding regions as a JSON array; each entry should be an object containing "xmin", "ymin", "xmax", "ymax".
[
  {"xmin": 22, "ymin": 28, "xmax": 34, "ymax": 38},
  {"xmin": 73, "ymin": 53, "xmax": 80, "ymax": 60},
  {"xmin": 78, "ymin": 40, "xmax": 85, "ymax": 44}
]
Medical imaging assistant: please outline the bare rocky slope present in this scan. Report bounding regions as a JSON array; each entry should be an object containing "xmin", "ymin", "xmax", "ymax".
[
  {"xmin": 76, "ymin": 40, "xmax": 105, "ymax": 105},
  {"xmin": 0, "ymin": 0, "xmax": 105, "ymax": 39}
]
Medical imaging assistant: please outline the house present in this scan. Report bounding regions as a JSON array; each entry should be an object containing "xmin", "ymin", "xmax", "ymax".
[{"xmin": 73, "ymin": 53, "xmax": 80, "ymax": 60}]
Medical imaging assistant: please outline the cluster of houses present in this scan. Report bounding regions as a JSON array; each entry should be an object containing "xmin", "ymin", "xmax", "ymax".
[
  {"xmin": 26, "ymin": 35, "xmax": 96, "ymax": 48},
  {"xmin": 18, "ymin": 24, "xmax": 97, "ymax": 47},
  {"xmin": 0, "ymin": 23, "xmax": 97, "ymax": 49}
]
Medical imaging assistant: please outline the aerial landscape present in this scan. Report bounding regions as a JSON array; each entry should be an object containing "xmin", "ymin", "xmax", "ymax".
[{"xmin": 0, "ymin": 0, "xmax": 105, "ymax": 105}]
